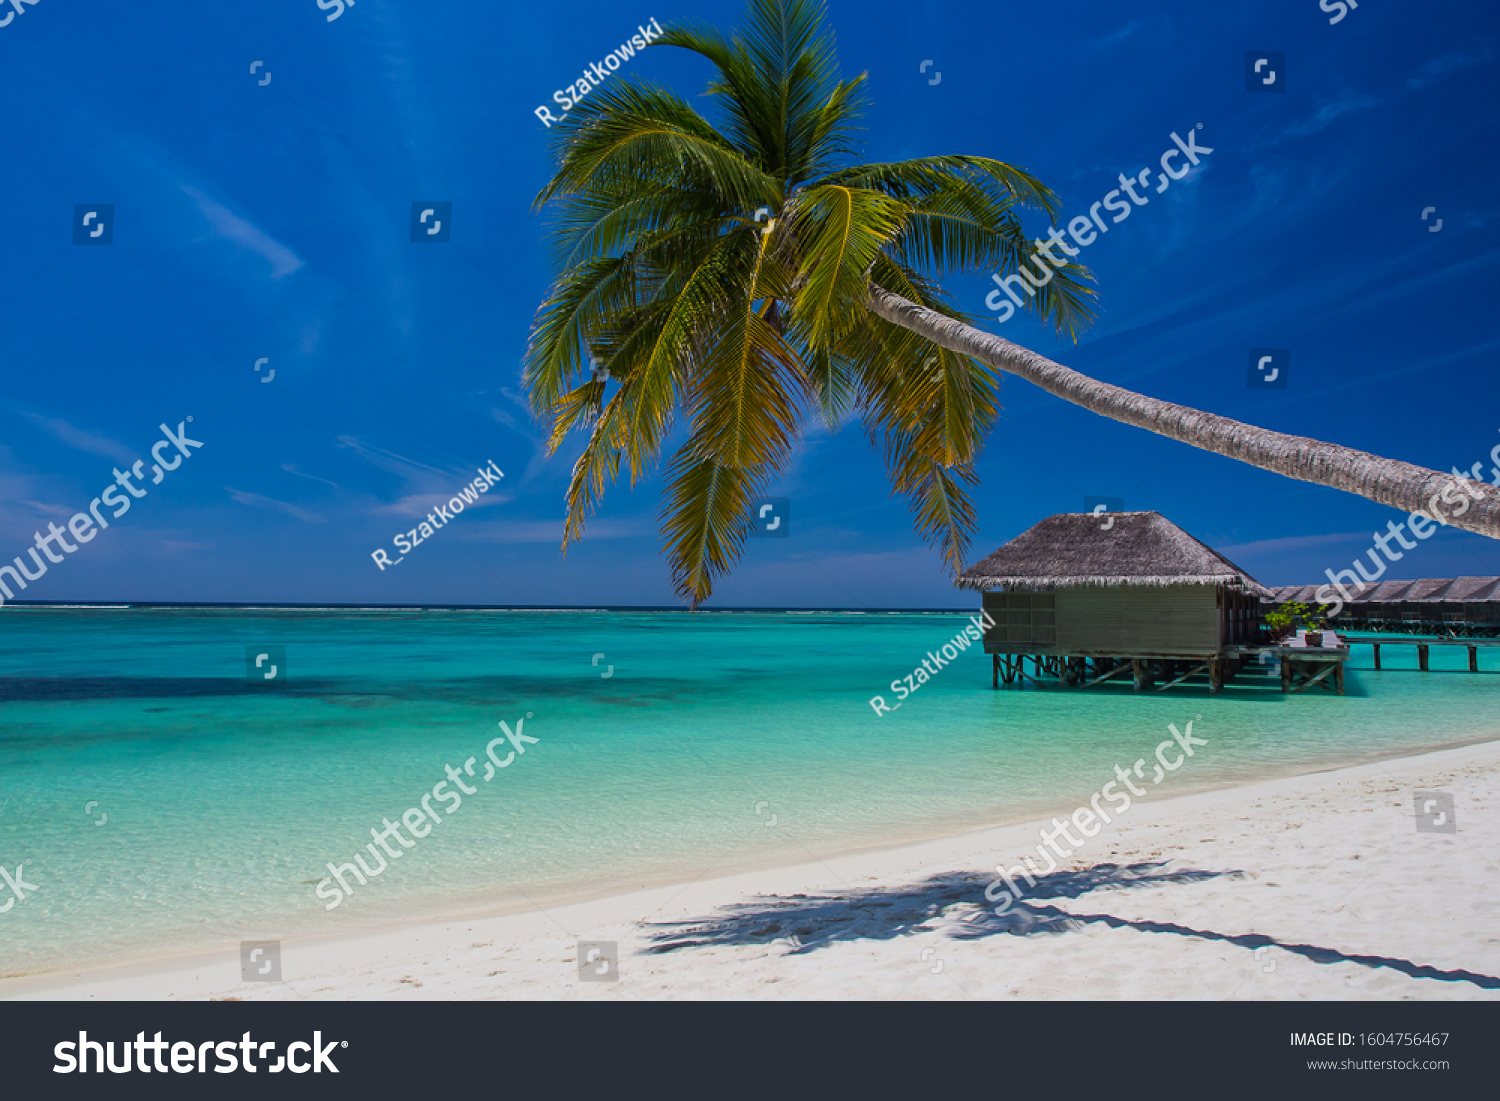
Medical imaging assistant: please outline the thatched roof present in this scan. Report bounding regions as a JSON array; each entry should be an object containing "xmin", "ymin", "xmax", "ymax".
[
  {"xmin": 956, "ymin": 512, "xmax": 1272, "ymax": 597},
  {"xmin": 1273, "ymin": 577, "xmax": 1500, "ymax": 604}
]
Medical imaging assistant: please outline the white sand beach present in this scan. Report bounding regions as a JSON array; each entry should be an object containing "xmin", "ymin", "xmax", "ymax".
[{"xmin": 7, "ymin": 739, "xmax": 1499, "ymax": 1001}]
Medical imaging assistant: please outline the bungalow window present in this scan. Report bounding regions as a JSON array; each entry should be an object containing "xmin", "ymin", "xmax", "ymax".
[{"xmin": 989, "ymin": 592, "xmax": 1054, "ymax": 644}]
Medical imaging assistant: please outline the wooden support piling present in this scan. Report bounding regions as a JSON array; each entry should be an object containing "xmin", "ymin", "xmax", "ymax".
[
  {"xmin": 985, "ymin": 643, "xmax": 1361, "ymax": 696},
  {"xmin": 1418, "ymin": 644, "xmax": 1430, "ymax": 671},
  {"xmin": 1470, "ymin": 645, "xmax": 1479, "ymax": 673},
  {"xmin": 1082, "ymin": 662, "xmax": 1134, "ymax": 688},
  {"xmin": 1157, "ymin": 661, "xmax": 1210, "ymax": 692},
  {"xmin": 1373, "ymin": 644, "xmax": 1381, "ymax": 670},
  {"xmin": 1292, "ymin": 663, "xmax": 1340, "ymax": 694},
  {"xmin": 1012, "ymin": 658, "xmax": 1045, "ymax": 686}
]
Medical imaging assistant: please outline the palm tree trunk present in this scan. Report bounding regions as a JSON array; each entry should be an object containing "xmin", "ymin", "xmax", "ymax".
[{"xmin": 869, "ymin": 287, "xmax": 1500, "ymax": 541}]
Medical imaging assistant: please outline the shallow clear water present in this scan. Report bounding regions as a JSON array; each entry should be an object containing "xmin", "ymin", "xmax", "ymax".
[{"xmin": 0, "ymin": 607, "xmax": 1495, "ymax": 976}]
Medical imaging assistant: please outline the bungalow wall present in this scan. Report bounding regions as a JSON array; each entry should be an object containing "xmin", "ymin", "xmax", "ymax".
[{"xmin": 981, "ymin": 584, "xmax": 1225, "ymax": 657}]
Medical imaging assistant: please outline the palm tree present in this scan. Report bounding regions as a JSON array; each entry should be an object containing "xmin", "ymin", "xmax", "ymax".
[{"xmin": 526, "ymin": 0, "xmax": 1499, "ymax": 606}]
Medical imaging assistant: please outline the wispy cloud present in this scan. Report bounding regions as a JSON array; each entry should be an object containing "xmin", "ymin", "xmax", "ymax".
[
  {"xmin": 335, "ymin": 436, "xmax": 453, "ymax": 483},
  {"xmin": 182, "ymin": 185, "xmax": 304, "ymax": 280},
  {"xmin": 20, "ymin": 411, "xmax": 135, "ymax": 464},
  {"xmin": 1279, "ymin": 90, "xmax": 1384, "ymax": 140},
  {"xmin": 281, "ymin": 463, "xmax": 342, "ymax": 490},
  {"xmin": 1217, "ymin": 531, "xmax": 1373, "ymax": 556},
  {"xmin": 337, "ymin": 436, "xmax": 519, "ymax": 518},
  {"xmin": 20, "ymin": 499, "xmax": 73, "ymax": 520},
  {"xmin": 462, "ymin": 518, "xmax": 652, "ymax": 544},
  {"xmin": 1079, "ymin": 16, "xmax": 1168, "ymax": 53},
  {"xmin": 373, "ymin": 491, "xmax": 514, "ymax": 518},
  {"xmin": 159, "ymin": 539, "xmax": 214, "ymax": 552},
  {"xmin": 224, "ymin": 487, "xmax": 325, "ymax": 523},
  {"xmin": 1258, "ymin": 44, "xmax": 1492, "ymax": 150},
  {"xmin": 1407, "ymin": 46, "xmax": 1494, "ymax": 90}
]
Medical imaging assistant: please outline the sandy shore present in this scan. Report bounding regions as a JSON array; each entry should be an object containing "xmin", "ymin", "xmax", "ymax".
[{"xmin": 7, "ymin": 740, "xmax": 1499, "ymax": 1001}]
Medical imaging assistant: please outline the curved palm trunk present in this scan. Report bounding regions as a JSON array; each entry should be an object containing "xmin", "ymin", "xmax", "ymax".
[{"xmin": 870, "ymin": 288, "xmax": 1500, "ymax": 541}]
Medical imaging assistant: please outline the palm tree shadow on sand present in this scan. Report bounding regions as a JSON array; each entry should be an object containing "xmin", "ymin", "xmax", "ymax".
[{"xmin": 641, "ymin": 862, "xmax": 1500, "ymax": 991}]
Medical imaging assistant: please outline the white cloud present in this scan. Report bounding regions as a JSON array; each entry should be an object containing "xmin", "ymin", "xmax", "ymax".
[
  {"xmin": 19, "ymin": 411, "xmax": 135, "ymax": 464},
  {"xmin": 373, "ymin": 491, "xmax": 514, "ymax": 518},
  {"xmin": 182, "ymin": 185, "xmax": 305, "ymax": 280},
  {"xmin": 1407, "ymin": 47, "xmax": 1494, "ymax": 90},
  {"xmin": 224, "ymin": 486, "xmax": 325, "ymax": 523},
  {"xmin": 462, "ymin": 518, "xmax": 653, "ymax": 544},
  {"xmin": 1279, "ymin": 91, "xmax": 1384, "ymax": 141},
  {"xmin": 281, "ymin": 463, "xmax": 342, "ymax": 490},
  {"xmin": 1216, "ymin": 531, "xmax": 1374, "ymax": 556},
  {"xmin": 335, "ymin": 436, "xmax": 452, "ymax": 482}
]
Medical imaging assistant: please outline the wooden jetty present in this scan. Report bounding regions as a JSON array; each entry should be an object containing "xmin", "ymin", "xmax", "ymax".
[{"xmin": 1341, "ymin": 635, "xmax": 1500, "ymax": 672}]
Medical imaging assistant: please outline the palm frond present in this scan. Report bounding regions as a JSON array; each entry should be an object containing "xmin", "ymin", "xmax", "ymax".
[
  {"xmin": 536, "ymin": 82, "xmax": 779, "ymax": 213},
  {"xmin": 524, "ymin": 254, "xmax": 641, "ymax": 416},
  {"xmin": 826, "ymin": 155, "xmax": 1061, "ymax": 219},
  {"xmin": 658, "ymin": 439, "xmax": 766, "ymax": 607},
  {"xmin": 785, "ymin": 183, "xmax": 906, "ymax": 347}
]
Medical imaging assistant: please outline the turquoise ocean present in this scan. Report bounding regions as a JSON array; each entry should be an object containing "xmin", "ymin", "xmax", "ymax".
[{"xmin": 1, "ymin": 606, "xmax": 1495, "ymax": 978}]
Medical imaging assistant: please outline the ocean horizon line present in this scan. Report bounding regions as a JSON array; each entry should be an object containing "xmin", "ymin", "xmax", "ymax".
[{"xmin": 0, "ymin": 601, "xmax": 976, "ymax": 614}]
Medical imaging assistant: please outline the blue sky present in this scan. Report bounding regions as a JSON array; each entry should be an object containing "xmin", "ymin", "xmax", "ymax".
[{"xmin": 1, "ymin": 0, "xmax": 1497, "ymax": 608}]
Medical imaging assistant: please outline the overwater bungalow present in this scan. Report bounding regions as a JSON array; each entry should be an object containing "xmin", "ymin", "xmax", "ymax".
[
  {"xmin": 1269, "ymin": 575, "xmax": 1500, "ymax": 672},
  {"xmin": 1272, "ymin": 577, "xmax": 1500, "ymax": 637},
  {"xmin": 957, "ymin": 511, "xmax": 1284, "ymax": 693}
]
